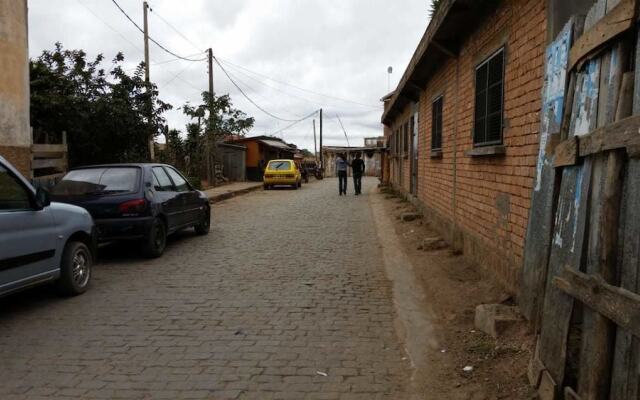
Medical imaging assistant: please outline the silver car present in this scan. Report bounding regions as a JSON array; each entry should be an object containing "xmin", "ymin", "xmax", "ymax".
[{"xmin": 0, "ymin": 156, "xmax": 96, "ymax": 297}]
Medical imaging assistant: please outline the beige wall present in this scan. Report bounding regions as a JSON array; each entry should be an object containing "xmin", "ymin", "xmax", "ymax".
[{"xmin": 0, "ymin": 0, "xmax": 31, "ymax": 175}]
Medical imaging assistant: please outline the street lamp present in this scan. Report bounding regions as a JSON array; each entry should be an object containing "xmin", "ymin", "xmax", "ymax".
[{"xmin": 387, "ymin": 66, "xmax": 393, "ymax": 91}]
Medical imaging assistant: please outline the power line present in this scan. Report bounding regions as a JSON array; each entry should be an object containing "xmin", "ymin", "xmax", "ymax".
[
  {"xmin": 78, "ymin": 0, "xmax": 204, "ymax": 74},
  {"xmin": 110, "ymin": 0, "xmax": 207, "ymax": 62},
  {"xmin": 221, "ymin": 62, "xmax": 329, "ymax": 109},
  {"xmin": 213, "ymin": 56, "xmax": 314, "ymax": 122},
  {"xmin": 269, "ymin": 110, "xmax": 319, "ymax": 137},
  {"xmin": 111, "ymin": 0, "xmax": 378, "ymax": 112},
  {"xmin": 148, "ymin": 6, "xmax": 204, "ymax": 53},
  {"xmin": 123, "ymin": 53, "xmax": 207, "ymax": 73},
  {"xmin": 217, "ymin": 58, "xmax": 382, "ymax": 109},
  {"xmin": 162, "ymin": 61, "xmax": 198, "ymax": 87},
  {"xmin": 76, "ymin": 0, "xmax": 145, "ymax": 55},
  {"xmin": 223, "ymin": 69, "xmax": 305, "ymax": 122}
]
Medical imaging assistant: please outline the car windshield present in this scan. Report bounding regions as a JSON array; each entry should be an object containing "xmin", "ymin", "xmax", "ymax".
[
  {"xmin": 267, "ymin": 161, "xmax": 291, "ymax": 171},
  {"xmin": 52, "ymin": 167, "xmax": 139, "ymax": 196}
]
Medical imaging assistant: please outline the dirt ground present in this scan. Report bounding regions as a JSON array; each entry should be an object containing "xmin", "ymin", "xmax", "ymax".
[{"xmin": 379, "ymin": 187, "xmax": 536, "ymax": 400}]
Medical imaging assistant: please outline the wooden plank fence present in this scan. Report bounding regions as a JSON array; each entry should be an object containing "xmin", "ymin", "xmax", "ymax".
[
  {"xmin": 31, "ymin": 131, "xmax": 68, "ymax": 189},
  {"xmin": 522, "ymin": 0, "xmax": 640, "ymax": 398}
]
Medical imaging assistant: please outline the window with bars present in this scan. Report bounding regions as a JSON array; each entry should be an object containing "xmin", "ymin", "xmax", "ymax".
[
  {"xmin": 432, "ymin": 96, "xmax": 443, "ymax": 150},
  {"xmin": 474, "ymin": 48, "xmax": 504, "ymax": 146}
]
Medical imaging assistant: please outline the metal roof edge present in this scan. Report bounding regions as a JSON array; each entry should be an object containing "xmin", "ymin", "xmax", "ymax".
[{"xmin": 381, "ymin": 0, "xmax": 457, "ymax": 125}]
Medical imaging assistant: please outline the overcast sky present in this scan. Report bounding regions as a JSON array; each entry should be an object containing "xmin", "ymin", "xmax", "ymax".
[{"xmin": 28, "ymin": 0, "xmax": 430, "ymax": 151}]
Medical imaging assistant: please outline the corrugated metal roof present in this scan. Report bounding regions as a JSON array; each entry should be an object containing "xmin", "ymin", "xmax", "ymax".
[{"xmin": 259, "ymin": 139, "xmax": 294, "ymax": 150}]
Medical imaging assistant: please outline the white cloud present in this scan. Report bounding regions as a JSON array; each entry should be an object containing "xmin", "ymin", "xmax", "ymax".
[{"xmin": 28, "ymin": 0, "xmax": 429, "ymax": 151}]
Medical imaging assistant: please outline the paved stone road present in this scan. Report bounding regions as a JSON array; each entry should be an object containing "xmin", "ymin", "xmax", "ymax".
[{"xmin": 0, "ymin": 178, "xmax": 413, "ymax": 399}]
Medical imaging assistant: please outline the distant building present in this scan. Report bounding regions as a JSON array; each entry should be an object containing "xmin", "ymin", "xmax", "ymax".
[
  {"xmin": 364, "ymin": 137, "xmax": 386, "ymax": 148},
  {"xmin": 226, "ymin": 136, "xmax": 296, "ymax": 181},
  {"xmin": 322, "ymin": 140, "xmax": 383, "ymax": 178},
  {"xmin": 0, "ymin": 0, "xmax": 31, "ymax": 176}
]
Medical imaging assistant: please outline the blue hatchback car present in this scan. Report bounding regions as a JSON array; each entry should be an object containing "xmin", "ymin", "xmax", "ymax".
[{"xmin": 0, "ymin": 156, "xmax": 95, "ymax": 297}]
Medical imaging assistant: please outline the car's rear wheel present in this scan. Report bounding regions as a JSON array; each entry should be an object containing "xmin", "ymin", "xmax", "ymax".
[
  {"xmin": 298, "ymin": 181, "xmax": 302, "ymax": 188},
  {"xmin": 264, "ymin": 184, "xmax": 270, "ymax": 190},
  {"xmin": 57, "ymin": 241, "xmax": 92, "ymax": 296},
  {"xmin": 195, "ymin": 207, "xmax": 210, "ymax": 235},
  {"xmin": 142, "ymin": 218, "xmax": 167, "ymax": 258}
]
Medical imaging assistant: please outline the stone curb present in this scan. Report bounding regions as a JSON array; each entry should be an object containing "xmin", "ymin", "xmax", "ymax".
[{"xmin": 207, "ymin": 184, "xmax": 263, "ymax": 204}]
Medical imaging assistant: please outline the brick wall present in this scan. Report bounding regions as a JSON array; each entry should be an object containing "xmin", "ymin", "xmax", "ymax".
[
  {"xmin": 0, "ymin": 145, "xmax": 31, "ymax": 178},
  {"xmin": 384, "ymin": 0, "xmax": 546, "ymax": 293}
]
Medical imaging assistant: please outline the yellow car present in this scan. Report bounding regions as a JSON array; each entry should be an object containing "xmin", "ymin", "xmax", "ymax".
[{"xmin": 263, "ymin": 159, "xmax": 302, "ymax": 190}]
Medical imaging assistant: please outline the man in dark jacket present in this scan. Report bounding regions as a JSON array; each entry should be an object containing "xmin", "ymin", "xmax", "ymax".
[{"xmin": 352, "ymin": 153, "xmax": 365, "ymax": 195}]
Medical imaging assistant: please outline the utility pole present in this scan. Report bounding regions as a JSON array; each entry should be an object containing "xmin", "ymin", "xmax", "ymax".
[
  {"xmin": 313, "ymin": 119, "xmax": 318, "ymax": 164},
  {"xmin": 319, "ymin": 108, "xmax": 323, "ymax": 173},
  {"xmin": 143, "ymin": 1, "xmax": 154, "ymax": 161},
  {"xmin": 206, "ymin": 48, "xmax": 214, "ymax": 185}
]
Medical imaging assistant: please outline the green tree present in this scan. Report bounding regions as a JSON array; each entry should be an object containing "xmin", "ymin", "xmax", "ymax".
[
  {"xmin": 430, "ymin": 0, "xmax": 442, "ymax": 17},
  {"xmin": 182, "ymin": 92, "xmax": 255, "ymax": 140},
  {"xmin": 30, "ymin": 43, "xmax": 172, "ymax": 167},
  {"xmin": 182, "ymin": 92, "xmax": 255, "ymax": 178}
]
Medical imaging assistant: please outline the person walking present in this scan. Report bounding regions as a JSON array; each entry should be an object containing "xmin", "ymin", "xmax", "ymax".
[
  {"xmin": 352, "ymin": 153, "xmax": 365, "ymax": 195},
  {"xmin": 336, "ymin": 154, "xmax": 349, "ymax": 196}
]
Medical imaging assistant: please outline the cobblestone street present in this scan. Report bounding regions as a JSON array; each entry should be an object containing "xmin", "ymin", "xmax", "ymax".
[{"xmin": 0, "ymin": 178, "xmax": 415, "ymax": 400}]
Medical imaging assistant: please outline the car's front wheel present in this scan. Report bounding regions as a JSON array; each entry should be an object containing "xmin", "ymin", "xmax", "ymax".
[
  {"xmin": 195, "ymin": 207, "xmax": 210, "ymax": 235},
  {"xmin": 57, "ymin": 241, "xmax": 92, "ymax": 296},
  {"xmin": 142, "ymin": 218, "xmax": 167, "ymax": 258}
]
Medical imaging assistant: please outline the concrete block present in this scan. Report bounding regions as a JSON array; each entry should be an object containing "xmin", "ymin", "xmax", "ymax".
[
  {"xmin": 400, "ymin": 212, "xmax": 422, "ymax": 222},
  {"xmin": 420, "ymin": 237, "xmax": 447, "ymax": 251},
  {"xmin": 474, "ymin": 304, "xmax": 524, "ymax": 338}
]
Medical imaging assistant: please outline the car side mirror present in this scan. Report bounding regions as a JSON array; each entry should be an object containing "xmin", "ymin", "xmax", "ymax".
[{"xmin": 34, "ymin": 187, "xmax": 51, "ymax": 210}]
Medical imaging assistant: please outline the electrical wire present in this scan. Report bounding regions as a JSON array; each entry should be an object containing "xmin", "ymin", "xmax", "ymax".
[
  {"xmin": 213, "ymin": 56, "xmax": 314, "ymax": 122},
  {"xmin": 111, "ymin": 0, "xmax": 378, "ymax": 113},
  {"xmin": 148, "ymin": 6, "xmax": 204, "ymax": 53},
  {"xmin": 221, "ymin": 62, "xmax": 330, "ymax": 109},
  {"xmin": 162, "ymin": 61, "xmax": 198, "ymax": 87},
  {"xmin": 217, "ymin": 58, "xmax": 382, "ymax": 109},
  {"xmin": 138, "ymin": 2, "xmax": 378, "ymax": 111},
  {"xmin": 123, "ymin": 52, "xmax": 208, "ymax": 73},
  {"xmin": 76, "ymin": 0, "xmax": 144, "ymax": 55},
  {"xmin": 269, "ymin": 110, "xmax": 319, "ymax": 136},
  {"xmin": 110, "ymin": 0, "xmax": 207, "ymax": 62}
]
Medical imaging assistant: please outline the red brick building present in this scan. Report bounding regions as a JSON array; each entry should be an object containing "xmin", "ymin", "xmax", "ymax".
[{"xmin": 383, "ymin": 0, "xmax": 561, "ymax": 293}]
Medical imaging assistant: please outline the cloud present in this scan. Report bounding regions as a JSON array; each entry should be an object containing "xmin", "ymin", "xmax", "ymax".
[{"xmin": 28, "ymin": 0, "xmax": 429, "ymax": 151}]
